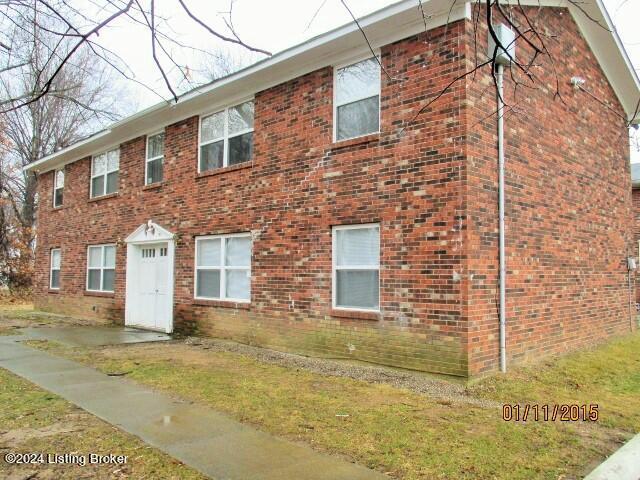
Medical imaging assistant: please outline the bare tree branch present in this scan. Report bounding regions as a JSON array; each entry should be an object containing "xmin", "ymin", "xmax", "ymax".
[{"xmin": 177, "ymin": 0, "xmax": 271, "ymax": 56}]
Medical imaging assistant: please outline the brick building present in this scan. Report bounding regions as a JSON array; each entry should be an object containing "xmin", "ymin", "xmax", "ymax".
[
  {"xmin": 632, "ymin": 164, "xmax": 640, "ymax": 303},
  {"xmin": 27, "ymin": 0, "xmax": 640, "ymax": 376}
]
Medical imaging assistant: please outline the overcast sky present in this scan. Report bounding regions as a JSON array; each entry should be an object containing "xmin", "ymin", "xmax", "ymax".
[{"xmin": 92, "ymin": 0, "xmax": 640, "ymax": 162}]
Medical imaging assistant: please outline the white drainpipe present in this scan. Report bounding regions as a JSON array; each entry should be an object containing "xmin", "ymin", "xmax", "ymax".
[
  {"xmin": 489, "ymin": 24, "xmax": 514, "ymax": 373},
  {"xmin": 497, "ymin": 63, "xmax": 507, "ymax": 373}
]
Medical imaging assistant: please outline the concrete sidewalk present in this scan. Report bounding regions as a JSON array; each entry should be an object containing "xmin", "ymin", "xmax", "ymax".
[
  {"xmin": 0, "ymin": 330, "xmax": 385, "ymax": 480},
  {"xmin": 585, "ymin": 433, "xmax": 640, "ymax": 480},
  {"xmin": 19, "ymin": 325, "xmax": 171, "ymax": 347}
]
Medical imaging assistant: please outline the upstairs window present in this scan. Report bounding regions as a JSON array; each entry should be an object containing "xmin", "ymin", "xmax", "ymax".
[
  {"xmin": 87, "ymin": 244, "xmax": 116, "ymax": 292},
  {"xmin": 332, "ymin": 224, "xmax": 380, "ymax": 311},
  {"xmin": 199, "ymin": 101, "xmax": 254, "ymax": 172},
  {"xmin": 334, "ymin": 57, "xmax": 380, "ymax": 141},
  {"xmin": 195, "ymin": 233, "xmax": 251, "ymax": 302},
  {"xmin": 146, "ymin": 132, "xmax": 164, "ymax": 185},
  {"xmin": 50, "ymin": 248, "xmax": 61, "ymax": 289},
  {"xmin": 91, "ymin": 149, "xmax": 119, "ymax": 198},
  {"xmin": 53, "ymin": 168, "xmax": 64, "ymax": 207}
]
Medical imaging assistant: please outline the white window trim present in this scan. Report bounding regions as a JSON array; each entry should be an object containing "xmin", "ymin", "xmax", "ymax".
[
  {"xmin": 90, "ymin": 148, "xmax": 120, "ymax": 198},
  {"xmin": 145, "ymin": 130, "xmax": 165, "ymax": 185},
  {"xmin": 332, "ymin": 54, "xmax": 382, "ymax": 143},
  {"xmin": 86, "ymin": 244, "xmax": 116, "ymax": 293},
  {"xmin": 194, "ymin": 232, "xmax": 251, "ymax": 303},
  {"xmin": 197, "ymin": 100, "xmax": 254, "ymax": 173},
  {"xmin": 50, "ymin": 248, "xmax": 61, "ymax": 290},
  {"xmin": 53, "ymin": 168, "xmax": 64, "ymax": 208},
  {"xmin": 332, "ymin": 223, "xmax": 381, "ymax": 312}
]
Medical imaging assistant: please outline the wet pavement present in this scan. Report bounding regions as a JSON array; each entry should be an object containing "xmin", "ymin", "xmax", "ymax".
[
  {"xmin": 0, "ymin": 328, "xmax": 385, "ymax": 480},
  {"xmin": 19, "ymin": 325, "xmax": 171, "ymax": 347}
]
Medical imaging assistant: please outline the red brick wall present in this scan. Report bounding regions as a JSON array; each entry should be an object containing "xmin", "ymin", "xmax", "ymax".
[
  {"xmin": 33, "ymin": 7, "xmax": 635, "ymax": 377},
  {"xmin": 34, "ymin": 21, "xmax": 470, "ymax": 376},
  {"xmin": 464, "ymin": 5, "xmax": 635, "ymax": 375},
  {"xmin": 633, "ymin": 188, "xmax": 640, "ymax": 302}
]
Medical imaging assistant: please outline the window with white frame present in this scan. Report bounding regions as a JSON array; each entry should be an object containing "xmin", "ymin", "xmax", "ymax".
[
  {"xmin": 334, "ymin": 57, "xmax": 381, "ymax": 141},
  {"xmin": 53, "ymin": 168, "xmax": 64, "ymax": 207},
  {"xmin": 199, "ymin": 101, "xmax": 254, "ymax": 172},
  {"xmin": 87, "ymin": 244, "xmax": 116, "ymax": 292},
  {"xmin": 50, "ymin": 248, "xmax": 61, "ymax": 289},
  {"xmin": 91, "ymin": 149, "xmax": 119, "ymax": 198},
  {"xmin": 195, "ymin": 233, "xmax": 251, "ymax": 301},
  {"xmin": 146, "ymin": 132, "xmax": 164, "ymax": 185},
  {"xmin": 333, "ymin": 224, "xmax": 380, "ymax": 311}
]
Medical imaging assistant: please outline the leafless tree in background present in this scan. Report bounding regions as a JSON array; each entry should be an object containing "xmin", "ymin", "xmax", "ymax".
[
  {"xmin": 0, "ymin": 0, "xmax": 271, "ymax": 111},
  {"xmin": 0, "ymin": 10, "xmax": 122, "ymax": 288}
]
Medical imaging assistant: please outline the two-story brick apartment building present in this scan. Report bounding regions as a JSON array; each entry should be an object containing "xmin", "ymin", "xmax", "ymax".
[
  {"xmin": 632, "ymin": 164, "xmax": 640, "ymax": 303},
  {"xmin": 26, "ymin": 0, "xmax": 640, "ymax": 376}
]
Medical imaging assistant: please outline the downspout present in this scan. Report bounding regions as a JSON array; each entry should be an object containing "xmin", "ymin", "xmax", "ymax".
[
  {"xmin": 488, "ymin": 23, "xmax": 515, "ymax": 373},
  {"xmin": 497, "ymin": 63, "xmax": 507, "ymax": 373}
]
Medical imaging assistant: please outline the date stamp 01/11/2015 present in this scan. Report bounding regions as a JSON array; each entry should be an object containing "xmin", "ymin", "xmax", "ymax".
[{"xmin": 502, "ymin": 404, "xmax": 599, "ymax": 422}]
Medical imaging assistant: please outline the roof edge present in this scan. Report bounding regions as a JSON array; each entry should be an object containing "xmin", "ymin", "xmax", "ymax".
[
  {"xmin": 26, "ymin": 0, "xmax": 467, "ymax": 174},
  {"xmin": 25, "ymin": 0, "xmax": 640, "ymax": 174}
]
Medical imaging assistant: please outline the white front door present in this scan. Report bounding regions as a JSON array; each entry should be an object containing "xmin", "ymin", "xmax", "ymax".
[
  {"xmin": 127, "ymin": 243, "xmax": 172, "ymax": 332},
  {"xmin": 125, "ymin": 221, "xmax": 175, "ymax": 333}
]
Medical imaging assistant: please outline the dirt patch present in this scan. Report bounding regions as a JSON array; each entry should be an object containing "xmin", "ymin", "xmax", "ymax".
[
  {"xmin": 0, "ymin": 422, "xmax": 82, "ymax": 446},
  {"xmin": 0, "ymin": 306, "xmax": 105, "ymax": 334},
  {"xmin": 0, "ymin": 409, "xmax": 130, "ymax": 480}
]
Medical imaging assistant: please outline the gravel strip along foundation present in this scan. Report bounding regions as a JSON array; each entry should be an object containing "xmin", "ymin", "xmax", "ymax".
[{"xmin": 182, "ymin": 337, "xmax": 499, "ymax": 409}]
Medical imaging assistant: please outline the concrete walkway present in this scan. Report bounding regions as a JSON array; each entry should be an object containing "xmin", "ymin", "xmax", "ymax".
[
  {"xmin": 0, "ymin": 329, "xmax": 385, "ymax": 480},
  {"xmin": 19, "ymin": 325, "xmax": 172, "ymax": 347},
  {"xmin": 585, "ymin": 433, "xmax": 640, "ymax": 480}
]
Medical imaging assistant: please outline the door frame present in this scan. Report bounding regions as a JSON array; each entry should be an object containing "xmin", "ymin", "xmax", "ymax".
[{"xmin": 124, "ymin": 221, "xmax": 175, "ymax": 333}]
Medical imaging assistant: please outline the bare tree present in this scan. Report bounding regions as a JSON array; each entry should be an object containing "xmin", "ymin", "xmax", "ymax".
[
  {"xmin": 0, "ymin": 10, "xmax": 123, "ymax": 288},
  {"xmin": 0, "ymin": 0, "xmax": 271, "ymax": 111}
]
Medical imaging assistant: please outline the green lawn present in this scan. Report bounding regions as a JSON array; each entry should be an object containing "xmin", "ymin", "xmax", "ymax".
[
  {"xmin": 468, "ymin": 333, "xmax": 640, "ymax": 433},
  {"xmin": 0, "ymin": 368, "xmax": 205, "ymax": 479},
  {"xmin": 26, "ymin": 331, "xmax": 640, "ymax": 480}
]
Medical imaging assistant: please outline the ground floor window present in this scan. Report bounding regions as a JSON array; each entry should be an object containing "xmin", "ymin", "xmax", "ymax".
[
  {"xmin": 195, "ymin": 233, "xmax": 251, "ymax": 302},
  {"xmin": 87, "ymin": 244, "xmax": 116, "ymax": 292},
  {"xmin": 50, "ymin": 248, "xmax": 61, "ymax": 289},
  {"xmin": 332, "ymin": 224, "xmax": 380, "ymax": 311}
]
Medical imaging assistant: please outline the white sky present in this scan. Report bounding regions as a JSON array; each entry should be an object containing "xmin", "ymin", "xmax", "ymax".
[{"xmin": 91, "ymin": 0, "xmax": 640, "ymax": 162}]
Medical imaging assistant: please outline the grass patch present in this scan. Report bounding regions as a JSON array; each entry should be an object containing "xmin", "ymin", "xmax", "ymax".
[
  {"xmin": 29, "ymin": 339, "xmax": 632, "ymax": 479},
  {"xmin": 0, "ymin": 368, "xmax": 205, "ymax": 479},
  {"xmin": 470, "ymin": 333, "xmax": 640, "ymax": 432}
]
